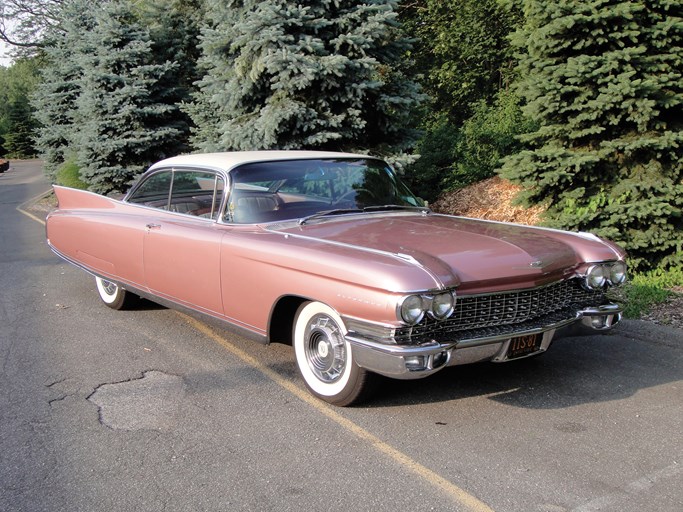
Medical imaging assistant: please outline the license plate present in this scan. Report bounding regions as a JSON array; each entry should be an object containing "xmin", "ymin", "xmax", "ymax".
[{"xmin": 507, "ymin": 334, "xmax": 542, "ymax": 359}]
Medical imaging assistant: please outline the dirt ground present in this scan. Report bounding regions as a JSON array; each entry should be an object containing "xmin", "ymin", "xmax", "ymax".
[{"xmin": 431, "ymin": 176, "xmax": 545, "ymax": 225}]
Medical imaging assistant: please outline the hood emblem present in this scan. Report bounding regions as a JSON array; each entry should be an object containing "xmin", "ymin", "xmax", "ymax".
[{"xmin": 529, "ymin": 260, "xmax": 544, "ymax": 268}]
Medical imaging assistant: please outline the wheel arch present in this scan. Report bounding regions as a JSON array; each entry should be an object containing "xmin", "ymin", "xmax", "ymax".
[{"xmin": 268, "ymin": 295, "xmax": 311, "ymax": 345}]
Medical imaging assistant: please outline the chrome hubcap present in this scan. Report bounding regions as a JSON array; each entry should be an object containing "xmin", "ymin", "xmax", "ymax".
[
  {"xmin": 304, "ymin": 314, "xmax": 346, "ymax": 383},
  {"xmin": 101, "ymin": 279, "xmax": 117, "ymax": 296}
]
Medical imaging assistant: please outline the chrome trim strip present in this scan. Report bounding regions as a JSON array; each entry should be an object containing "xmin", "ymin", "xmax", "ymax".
[
  {"xmin": 453, "ymin": 315, "xmax": 580, "ymax": 348},
  {"xmin": 343, "ymin": 316, "xmax": 398, "ymax": 340},
  {"xmin": 130, "ymin": 289, "xmax": 268, "ymax": 345},
  {"xmin": 263, "ymin": 224, "xmax": 445, "ymax": 290},
  {"xmin": 92, "ymin": 201, "xmax": 220, "ymax": 223},
  {"xmin": 580, "ymin": 303, "xmax": 622, "ymax": 315},
  {"xmin": 347, "ymin": 335, "xmax": 451, "ymax": 357},
  {"xmin": 47, "ymin": 241, "xmax": 100, "ymax": 279}
]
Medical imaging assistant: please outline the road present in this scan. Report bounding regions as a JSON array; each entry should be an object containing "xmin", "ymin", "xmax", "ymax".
[{"xmin": 1, "ymin": 160, "xmax": 682, "ymax": 512}]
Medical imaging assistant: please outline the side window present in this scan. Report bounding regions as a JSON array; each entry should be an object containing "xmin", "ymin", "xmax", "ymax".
[
  {"xmin": 127, "ymin": 171, "xmax": 172, "ymax": 209},
  {"xmin": 170, "ymin": 171, "xmax": 225, "ymax": 219},
  {"xmin": 127, "ymin": 169, "xmax": 225, "ymax": 219}
]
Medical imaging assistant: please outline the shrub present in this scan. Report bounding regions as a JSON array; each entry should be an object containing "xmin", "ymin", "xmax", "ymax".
[{"xmin": 55, "ymin": 157, "xmax": 88, "ymax": 189}]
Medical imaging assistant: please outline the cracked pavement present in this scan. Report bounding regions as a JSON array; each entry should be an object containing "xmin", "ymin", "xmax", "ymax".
[{"xmin": 88, "ymin": 371, "xmax": 185, "ymax": 431}]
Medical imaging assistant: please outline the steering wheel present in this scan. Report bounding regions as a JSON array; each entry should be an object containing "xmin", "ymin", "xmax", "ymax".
[{"xmin": 332, "ymin": 190, "xmax": 359, "ymax": 207}]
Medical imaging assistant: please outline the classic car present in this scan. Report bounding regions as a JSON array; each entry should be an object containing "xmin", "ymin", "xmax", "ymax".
[{"xmin": 46, "ymin": 151, "xmax": 627, "ymax": 405}]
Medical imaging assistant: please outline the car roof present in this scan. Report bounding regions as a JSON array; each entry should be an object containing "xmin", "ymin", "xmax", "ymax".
[{"xmin": 148, "ymin": 150, "xmax": 373, "ymax": 173}]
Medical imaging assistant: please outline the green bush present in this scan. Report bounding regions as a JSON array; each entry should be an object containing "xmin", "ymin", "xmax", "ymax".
[
  {"xmin": 446, "ymin": 90, "xmax": 537, "ymax": 190},
  {"xmin": 55, "ymin": 158, "xmax": 88, "ymax": 189},
  {"xmin": 404, "ymin": 90, "xmax": 536, "ymax": 201},
  {"xmin": 634, "ymin": 268, "xmax": 683, "ymax": 290},
  {"xmin": 403, "ymin": 116, "xmax": 460, "ymax": 202},
  {"xmin": 615, "ymin": 268, "xmax": 683, "ymax": 319}
]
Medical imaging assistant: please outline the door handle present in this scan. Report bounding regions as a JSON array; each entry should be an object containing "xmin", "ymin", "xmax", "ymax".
[{"xmin": 145, "ymin": 223, "xmax": 161, "ymax": 231}]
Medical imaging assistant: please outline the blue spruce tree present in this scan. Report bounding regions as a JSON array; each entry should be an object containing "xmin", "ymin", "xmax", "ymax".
[
  {"xmin": 187, "ymin": 0, "xmax": 423, "ymax": 158},
  {"xmin": 34, "ymin": 0, "xmax": 194, "ymax": 192},
  {"xmin": 74, "ymin": 0, "xmax": 188, "ymax": 193},
  {"xmin": 31, "ymin": 1, "xmax": 95, "ymax": 178}
]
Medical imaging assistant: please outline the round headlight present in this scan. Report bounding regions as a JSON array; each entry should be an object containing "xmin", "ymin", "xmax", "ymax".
[
  {"xmin": 399, "ymin": 295, "xmax": 425, "ymax": 325},
  {"xmin": 609, "ymin": 261, "xmax": 627, "ymax": 285},
  {"xmin": 430, "ymin": 292, "xmax": 455, "ymax": 320},
  {"xmin": 585, "ymin": 264, "xmax": 606, "ymax": 290}
]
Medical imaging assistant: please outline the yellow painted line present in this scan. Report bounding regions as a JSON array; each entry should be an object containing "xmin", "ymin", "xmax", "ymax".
[
  {"xmin": 16, "ymin": 189, "xmax": 52, "ymax": 226},
  {"xmin": 16, "ymin": 206, "xmax": 47, "ymax": 225},
  {"xmin": 181, "ymin": 313, "xmax": 495, "ymax": 512}
]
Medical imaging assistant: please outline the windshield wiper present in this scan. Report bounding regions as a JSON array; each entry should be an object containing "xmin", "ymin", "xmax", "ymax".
[
  {"xmin": 298, "ymin": 208, "xmax": 363, "ymax": 225},
  {"xmin": 362, "ymin": 205, "xmax": 431, "ymax": 213},
  {"xmin": 298, "ymin": 205, "xmax": 430, "ymax": 225}
]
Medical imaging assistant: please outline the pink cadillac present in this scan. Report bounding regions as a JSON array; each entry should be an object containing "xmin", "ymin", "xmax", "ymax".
[{"xmin": 46, "ymin": 151, "xmax": 627, "ymax": 405}]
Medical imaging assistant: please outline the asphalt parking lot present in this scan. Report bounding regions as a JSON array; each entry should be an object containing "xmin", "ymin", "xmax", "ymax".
[{"xmin": 2, "ymin": 160, "xmax": 682, "ymax": 512}]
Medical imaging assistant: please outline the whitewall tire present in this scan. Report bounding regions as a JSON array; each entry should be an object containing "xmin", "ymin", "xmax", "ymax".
[
  {"xmin": 95, "ymin": 276, "xmax": 136, "ymax": 310},
  {"xmin": 293, "ymin": 301, "xmax": 369, "ymax": 406}
]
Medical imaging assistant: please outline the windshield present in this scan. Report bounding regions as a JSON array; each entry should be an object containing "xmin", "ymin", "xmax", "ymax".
[{"xmin": 225, "ymin": 158, "xmax": 424, "ymax": 224}]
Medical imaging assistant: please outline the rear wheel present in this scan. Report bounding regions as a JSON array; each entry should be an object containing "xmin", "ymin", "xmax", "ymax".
[
  {"xmin": 293, "ymin": 301, "xmax": 369, "ymax": 406},
  {"xmin": 95, "ymin": 276, "xmax": 137, "ymax": 310}
]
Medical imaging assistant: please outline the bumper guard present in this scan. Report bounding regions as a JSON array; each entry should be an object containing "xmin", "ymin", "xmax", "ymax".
[{"xmin": 346, "ymin": 304, "xmax": 622, "ymax": 379}]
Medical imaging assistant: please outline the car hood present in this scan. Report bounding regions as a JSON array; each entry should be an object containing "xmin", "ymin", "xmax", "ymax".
[{"xmin": 272, "ymin": 213, "xmax": 623, "ymax": 292}]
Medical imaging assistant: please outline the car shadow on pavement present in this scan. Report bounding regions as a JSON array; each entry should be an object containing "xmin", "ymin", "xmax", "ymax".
[
  {"xmin": 128, "ymin": 297, "xmax": 167, "ymax": 311},
  {"xmin": 365, "ymin": 325, "xmax": 683, "ymax": 410}
]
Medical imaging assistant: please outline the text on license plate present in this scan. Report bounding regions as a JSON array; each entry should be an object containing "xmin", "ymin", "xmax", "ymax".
[{"xmin": 507, "ymin": 334, "xmax": 542, "ymax": 359}]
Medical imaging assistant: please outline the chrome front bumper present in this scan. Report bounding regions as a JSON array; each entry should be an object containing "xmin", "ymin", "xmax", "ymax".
[{"xmin": 346, "ymin": 304, "xmax": 622, "ymax": 379}]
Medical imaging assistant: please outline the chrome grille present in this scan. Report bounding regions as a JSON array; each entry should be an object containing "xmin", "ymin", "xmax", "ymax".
[
  {"xmin": 399, "ymin": 278, "xmax": 605, "ymax": 343},
  {"xmin": 450, "ymin": 279, "xmax": 601, "ymax": 330}
]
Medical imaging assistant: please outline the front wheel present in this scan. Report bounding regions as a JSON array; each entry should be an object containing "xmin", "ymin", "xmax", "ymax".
[
  {"xmin": 95, "ymin": 276, "xmax": 137, "ymax": 310},
  {"xmin": 293, "ymin": 301, "xmax": 370, "ymax": 406}
]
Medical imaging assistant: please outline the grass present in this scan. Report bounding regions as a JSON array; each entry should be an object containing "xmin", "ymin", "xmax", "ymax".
[
  {"xmin": 613, "ymin": 268, "xmax": 683, "ymax": 319},
  {"xmin": 55, "ymin": 157, "xmax": 88, "ymax": 189}
]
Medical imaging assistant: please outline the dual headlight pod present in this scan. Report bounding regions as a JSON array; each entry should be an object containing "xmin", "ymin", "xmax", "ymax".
[
  {"xmin": 398, "ymin": 291, "xmax": 456, "ymax": 325},
  {"xmin": 583, "ymin": 261, "xmax": 627, "ymax": 290}
]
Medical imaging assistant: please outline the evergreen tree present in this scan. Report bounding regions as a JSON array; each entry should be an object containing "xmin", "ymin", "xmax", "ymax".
[
  {"xmin": 4, "ymin": 94, "xmax": 35, "ymax": 157},
  {"xmin": 444, "ymin": 90, "xmax": 538, "ymax": 191},
  {"xmin": 73, "ymin": 0, "xmax": 189, "ymax": 193},
  {"xmin": 0, "ymin": 58, "xmax": 39, "ymax": 158},
  {"xmin": 32, "ymin": 0, "xmax": 197, "ymax": 191},
  {"xmin": 399, "ymin": 0, "xmax": 525, "ymax": 201},
  {"xmin": 187, "ymin": 0, "xmax": 423, "ymax": 157},
  {"xmin": 401, "ymin": 0, "xmax": 522, "ymax": 123},
  {"xmin": 135, "ymin": 0, "xmax": 204, "ymax": 124},
  {"xmin": 501, "ymin": 0, "xmax": 683, "ymax": 271},
  {"xmin": 31, "ymin": 2, "xmax": 95, "ymax": 178}
]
